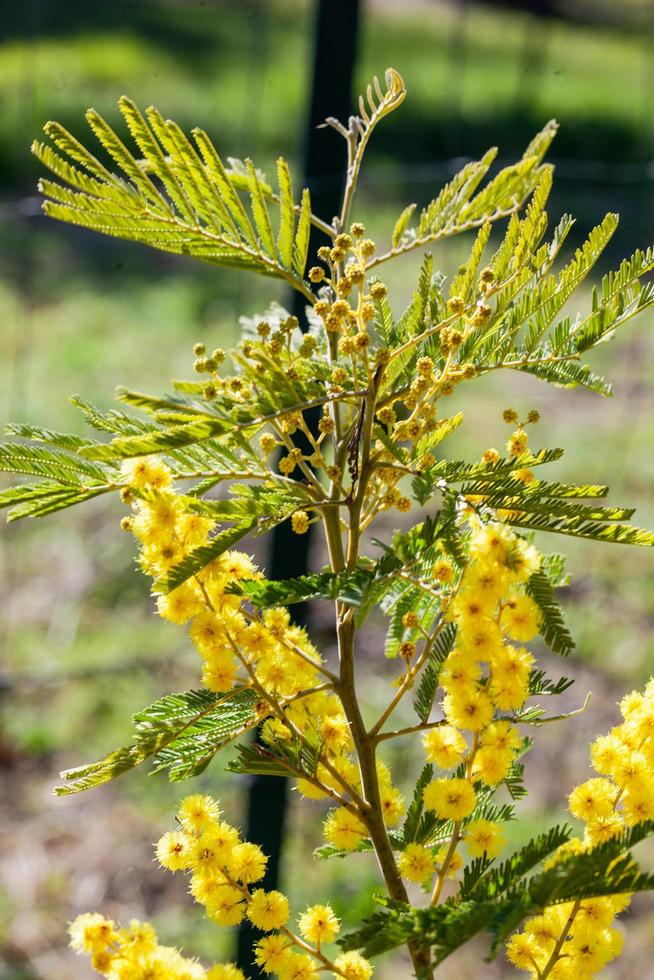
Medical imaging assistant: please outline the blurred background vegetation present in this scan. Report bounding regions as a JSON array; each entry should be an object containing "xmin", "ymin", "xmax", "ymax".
[{"xmin": 1, "ymin": 1, "xmax": 653, "ymax": 977}]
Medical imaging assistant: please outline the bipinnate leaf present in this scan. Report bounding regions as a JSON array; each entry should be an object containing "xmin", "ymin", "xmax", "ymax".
[
  {"xmin": 34, "ymin": 99, "xmax": 316, "ymax": 297},
  {"xmin": 340, "ymin": 822, "xmax": 654, "ymax": 964},
  {"xmin": 56, "ymin": 687, "xmax": 260, "ymax": 794}
]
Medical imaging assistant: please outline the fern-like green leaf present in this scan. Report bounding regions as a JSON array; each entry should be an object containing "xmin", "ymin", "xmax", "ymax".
[
  {"xmin": 35, "ymin": 99, "xmax": 316, "ymax": 297},
  {"xmin": 233, "ymin": 568, "xmax": 373, "ymax": 609},
  {"xmin": 526, "ymin": 569, "xmax": 575, "ymax": 656},
  {"xmin": 413, "ymin": 622, "xmax": 457, "ymax": 723},
  {"xmin": 56, "ymin": 687, "xmax": 260, "ymax": 794}
]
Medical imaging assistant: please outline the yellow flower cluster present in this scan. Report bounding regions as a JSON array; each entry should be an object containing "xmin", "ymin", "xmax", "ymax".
[
  {"xmin": 571, "ymin": 679, "xmax": 654, "ymax": 838},
  {"xmin": 68, "ymin": 911, "xmax": 244, "ymax": 979},
  {"xmin": 410, "ymin": 520, "xmax": 540, "ymax": 886},
  {"xmin": 155, "ymin": 794, "xmax": 373, "ymax": 980},
  {"xmin": 506, "ymin": 680, "xmax": 654, "ymax": 978},
  {"xmin": 120, "ymin": 456, "xmax": 331, "ymax": 714},
  {"xmin": 319, "ymin": 757, "xmax": 404, "ymax": 852}
]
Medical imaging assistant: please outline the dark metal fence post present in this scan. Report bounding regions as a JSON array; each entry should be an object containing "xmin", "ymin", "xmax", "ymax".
[{"xmin": 235, "ymin": 0, "xmax": 361, "ymax": 971}]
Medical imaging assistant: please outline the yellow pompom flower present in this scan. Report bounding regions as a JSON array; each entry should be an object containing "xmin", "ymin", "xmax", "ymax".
[
  {"xmin": 464, "ymin": 564, "xmax": 507, "ymax": 605},
  {"xmin": 622, "ymin": 782, "xmax": 654, "ymax": 824},
  {"xmin": 189, "ymin": 612, "xmax": 226, "ymax": 658},
  {"xmin": 449, "ymin": 589, "xmax": 494, "ymax": 623},
  {"xmin": 397, "ymin": 843, "xmax": 436, "ymax": 883},
  {"xmin": 207, "ymin": 885, "xmax": 247, "ymax": 927},
  {"xmin": 611, "ymin": 750, "xmax": 650, "ymax": 792},
  {"xmin": 206, "ymin": 965, "xmax": 246, "ymax": 980},
  {"xmin": 247, "ymin": 890, "xmax": 290, "ymax": 931},
  {"xmin": 439, "ymin": 651, "xmax": 482, "ymax": 693},
  {"xmin": 190, "ymin": 822, "xmax": 240, "ymax": 874},
  {"xmin": 323, "ymin": 807, "xmax": 367, "ymax": 851},
  {"xmin": 228, "ymin": 842, "xmax": 268, "ymax": 884},
  {"xmin": 590, "ymin": 732, "xmax": 623, "ymax": 776},
  {"xmin": 89, "ymin": 948, "xmax": 115, "ymax": 974},
  {"xmin": 523, "ymin": 913, "xmax": 558, "ymax": 950},
  {"xmin": 500, "ymin": 593, "xmax": 541, "ymax": 641},
  {"xmin": 380, "ymin": 785, "xmax": 405, "ymax": 827},
  {"xmin": 584, "ymin": 812, "xmax": 624, "ymax": 845},
  {"xmin": 298, "ymin": 904, "xmax": 340, "ymax": 945},
  {"xmin": 505, "ymin": 931, "xmax": 541, "ymax": 971},
  {"xmin": 464, "ymin": 819, "xmax": 506, "ymax": 858},
  {"xmin": 121, "ymin": 456, "xmax": 172, "ymax": 491},
  {"xmin": 435, "ymin": 845, "xmax": 463, "ymax": 879},
  {"xmin": 279, "ymin": 952, "xmax": 319, "ymax": 979},
  {"xmin": 442, "ymin": 687, "xmax": 493, "ymax": 732},
  {"xmin": 423, "ymin": 725, "xmax": 467, "ymax": 769},
  {"xmin": 190, "ymin": 871, "xmax": 229, "ymax": 909},
  {"xmin": 291, "ymin": 510, "xmax": 310, "ymax": 534},
  {"xmin": 333, "ymin": 950, "xmax": 374, "ymax": 979},
  {"xmin": 507, "ymin": 429, "xmax": 528, "ymax": 457},
  {"xmin": 254, "ymin": 933, "xmax": 293, "ymax": 974},
  {"xmin": 156, "ymin": 581, "xmax": 204, "ymax": 624},
  {"xmin": 202, "ymin": 656, "xmax": 239, "ymax": 693},
  {"xmin": 505, "ymin": 538, "xmax": 540, "ymax": 582},
  {"xmin": 457, "ymin": 619, "xmax": 504, "ymax": 662},
  {"xmin": 156, "ymin": 830, "xmax": 193, "ymax": 871},
  {"xmin": 69, "ymin": 913, "xmax": 118, "ymax": 954},
  {"xmin": 472, "ymin": 746, "xmax": 513, "ymax": 786},
  {"xmin": 177, "ymin": 512, "xmax": 215, "ymax": 549},
  {"xmin": 489, "ymin": 673, "xmax": 530, "ymax": 711},
  {"xmin": 568, "ymin": 778, "xmax": 615, "ymax": 824},
  {"xmin": 178, "ymin": 794, "xmax": 222, "ymax": 834},
  {"xmin": 480, "ymin": 720, "xmax": 522, "ymax": 754},
  {"xmin": 424, "ymin": 777, "xmax": 477, "ymax": 821},
  {"xmin": 117, "ymin": 919, "xmax": 158, "ymax": 958},
  {"xmin": 320, "ymin": 712, "xmax": 352, "ymax": 752},
  {"xmin": 576, "ymin": 897, "xmax": 620, "ymax": 931},
  {"xmin": 432, "ymin": 558, "xmax": 454, "ymax": 583}
]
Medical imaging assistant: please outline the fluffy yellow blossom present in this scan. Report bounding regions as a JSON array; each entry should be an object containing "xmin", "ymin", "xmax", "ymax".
[
  {"xmin": 247, "ymin": 890, "xmax": 290, "ymax": 931},
  {"xmin": 424, "ymin": 777, "xmax": 476, "ymax": 821},
  {"xmin": 506, "ymin": 931, "xmax": 541, "ymax": 971},
  {"xmin": 69, "ymin": 913, "xmax": 118, "ymax": 954},
  {"xmin": 278, "ymin": 952, "xmax": 319, "ymax": 979},
  {"xmin": 228, "ymin": 842, "xmax": 268, "ymax": 884},
  {"xmin": 457, "ymin": 618, "xmax": 504, "ymax": 661},
  {"xmin": 397, "ymin": 843, "xmax": 436, "ymax": 883},
  {"xmin": 507, "ymin": 429, "xmax": 528, "ymax": 457},
  {"xmin": 423, "ymin": 724, "xmax": 468, "ymax": 769},
  {"xmin": 464, "ymin": 819, "xmax": 506, "ymax": 858},
  {"xmin": 206, "ymin": 966, "xmax": 246, "ymax": 980},
  {"xmin": 324, "ymin": 808, "xmax": 367, "ymax": 851},
  {"xmin": 298, "ymin": 904, "xmax": 340, "ymax": 945},
  {"xmin": 480, "ymin": 720, "xmax": 522, "ymax": 754},
  {"xmin": 333, "ymin": 950, "xmax": 374, "ymax": 980},
  {"xmin": 291, "ymin": 510, "xmax": 310, "ymax": 534},
  {"xmin": 442, "ymin": 687, "xmax": 493, "ymax": 732},
  {"xmin": 435, "ymin": 845, "xmax": 464, "ymax": 878},
  {"xmin": 207, "ymin": 885, "xmax": 247, "ymax": 926},
  {"xmin": 255, "ymin": 933, "xmax": 293, "ymax": 974},
  {"xmin": 439, "ymin": 650, "xmax": 482, "ymax": 693},
  {"xmin": 178, "ymin": 794, "xmax": 222, "ymax": 833},
  {"xmin": 156, "ymin": 830, "xmax": 193, "ymax": 871},
  {"xmin": 432, "ymin": 558, "xmax": 454, "ymax": 583},
  {"xmin": 568, "ymin": 778, "xmax": 615, "ymax": 824},
  {"xmin": 472, "ymin": 746, "xmax": 513, "ymax": 786},
  {"xmin": 500, "ymin": 593, "xmax": 541, "ymax": 641},
  {"xmin": 121, "ymin": 456, "xmax": 172, "ymax": 490}
]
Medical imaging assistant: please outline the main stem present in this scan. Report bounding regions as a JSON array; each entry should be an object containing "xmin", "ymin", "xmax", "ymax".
[
  {"xmin": 323, "ymin": 414, "xmax": 433, "ymax": 977},
  {"xmin": 336, "ymin": 605, "xmax": 433, "ymax": 979}
]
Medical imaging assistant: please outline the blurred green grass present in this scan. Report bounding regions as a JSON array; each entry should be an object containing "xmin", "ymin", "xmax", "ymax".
[{"xmin": 1, "ymin": 2, "xmax": 653, "ymax": 978}]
